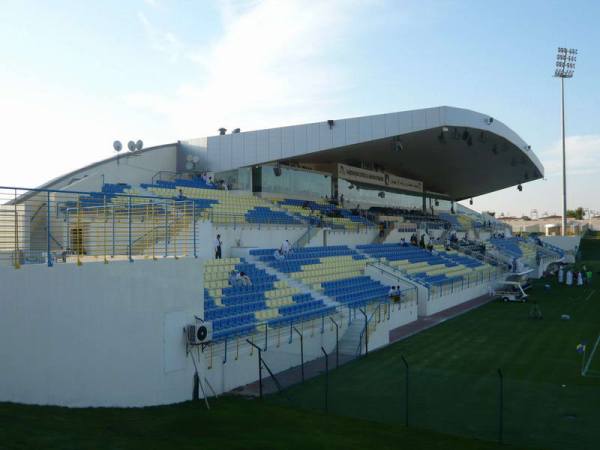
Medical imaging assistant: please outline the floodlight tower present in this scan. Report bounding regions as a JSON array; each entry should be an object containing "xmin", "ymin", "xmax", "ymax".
[{"xmin": 554, "ymin": 47, "xmax": 578, "ymax": 236}]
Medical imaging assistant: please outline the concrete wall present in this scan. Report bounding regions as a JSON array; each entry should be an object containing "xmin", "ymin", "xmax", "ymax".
[
  {"xmin": 540, "ymin": 235, "xmax": 582, "ymax": 252},
  {"xmin": 307, "ymin": 228, "xmax": 378, "ymax": 248},
  {"xmin": 0, "ymin": 258, "xmax": 203, "ymax": 407},
  {"xmin": 420, "ymin": 283, "xmax": 490, "ymax": 316}
]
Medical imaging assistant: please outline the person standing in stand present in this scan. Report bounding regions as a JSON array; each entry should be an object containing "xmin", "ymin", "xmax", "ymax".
[{"xmin": 214, "ymin": 234, "xmax": 222, "ymax": 259}]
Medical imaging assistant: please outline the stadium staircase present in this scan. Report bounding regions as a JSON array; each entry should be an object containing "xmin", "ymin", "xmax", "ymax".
[{"xmin": 336, "ymin": 319, "xmax": 365, "ymax": 356}]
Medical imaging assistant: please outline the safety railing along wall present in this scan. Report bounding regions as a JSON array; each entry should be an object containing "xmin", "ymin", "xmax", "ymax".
[
  {"xmin": 427, "ymin": 266, "xmax": 503, "ymax": 300},
  {"xmin": 0, "ymin": 186, "xmax": 317, "ymax": 268},
  {"xmin": 201, "ymin": 292, "xmax": 417, "ymax": 379}
]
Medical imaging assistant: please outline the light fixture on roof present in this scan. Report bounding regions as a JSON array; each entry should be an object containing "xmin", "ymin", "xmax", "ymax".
[
  {"xmin": 136, "ymin": 140, "xmax": 143, "ymax": 151},
  {"xmin": 327, "ymin": 119, "xmax": 335, "ymax": 129},
  {"xmin": 232, "ymin": 128, "xmax": 241, "ymax": 134},
  {"xmin": 218, "ymin": 127, "xmax": 227, "ymax": 135},
  {"xmin": 127, "ymin": 141, "xmax": 136, "ymax": 152},
  {"xmin": 517, "ymin": 184, "xmax": 523, "ymax": 192},
  {"xmin": 486, "ymin": 117, "xmax": 494, "ymax": 125},
  {"xmin": 113, "ymin": 140, "xmax": 122, "ymax": 152},
  {"xmin": 554, "ymin": 47, "xmax": 578, "ymax": 236},
  {"xmin": 469, "ymin": 198, "xmax": 473, "ymax": 205}
]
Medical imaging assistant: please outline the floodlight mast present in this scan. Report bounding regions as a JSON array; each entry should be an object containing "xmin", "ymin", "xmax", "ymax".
[{"xmin": 554, "ymin": 47, "xmax": 577, "ymax": 236}]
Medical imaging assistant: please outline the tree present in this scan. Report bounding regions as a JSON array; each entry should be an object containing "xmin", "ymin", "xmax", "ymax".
[{"xmin": 566, "ymin": 207, "xmax": 584, "ymax": 220}]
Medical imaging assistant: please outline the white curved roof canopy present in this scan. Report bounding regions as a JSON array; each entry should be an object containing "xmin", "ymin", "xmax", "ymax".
[{"xmin": 199, "ymin": 106, "xmax": 543, "ymax": 200}]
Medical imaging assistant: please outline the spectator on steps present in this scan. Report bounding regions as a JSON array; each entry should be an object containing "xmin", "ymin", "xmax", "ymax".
[
  {"xmin": 214, "ymin": 234, "xmax": 222, "ymax": 259},
  {"xmin": 281, "ymin": 239, "xmax": 291, "ymax": 255},
  {"xmin": 228, "ymin": 270, "xmax": 238, "ymax": 286},
  {"xmin": 240, "ymin": 271, "xmax": 252, "ymax": 286},
  {"xmin": 577, "ymin": 271, "xmax": 584, "ymax": 286},
  {"xmin": 274, "ymin": 249, "xmax": 285, "ymax": 261}
]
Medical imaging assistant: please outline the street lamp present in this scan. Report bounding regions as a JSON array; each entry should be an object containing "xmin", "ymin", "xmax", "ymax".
[{"xmin": 554, "ymin": 47, "xmax": 578, "ymax": 236}]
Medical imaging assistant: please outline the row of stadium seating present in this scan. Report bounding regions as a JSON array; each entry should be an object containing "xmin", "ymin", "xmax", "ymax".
[
  {"xmin": 278, "ymin": 198, "xmax": 374, "ymax": 230},
  {"xmin": 203, "ymin": 257, "xmax": 333, "ymax": 341},
  {"xmin": 357, "ymin": 243, "xmax": 491, "ymax": 287},
  {"xmin": 141, "ymin": 183, "xmax": 304, "ymax": 225},
  {"xmin": 488, "ymin": 237, "xmax": 538, "ymax": 269},
  {"xmin": 252, "ymin": 245, "xmax": 389, "ymax": 307}
]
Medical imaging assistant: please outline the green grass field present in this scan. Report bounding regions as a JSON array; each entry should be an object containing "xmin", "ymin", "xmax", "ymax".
[
  {"xmin": 0, "ymin": 396, "xmax": 531, "ymax": 450},
  {"xmin": 270, "ymin": 234, "xmax": 600, "ymax": 450},
  {"xmin": 1, "ymin": 234, "xmax": 598, "ymax": 450}
]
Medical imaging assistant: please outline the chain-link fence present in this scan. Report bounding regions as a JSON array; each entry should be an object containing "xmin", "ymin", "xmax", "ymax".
[{"xmin": 266, "ymin": 353, "xmax": 600, "ymax": 450}]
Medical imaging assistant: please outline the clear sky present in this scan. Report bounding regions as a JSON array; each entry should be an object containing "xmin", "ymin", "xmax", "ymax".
[{"xmin": 1, "ymin": 0, "xmax": 598, "ymax": 216}]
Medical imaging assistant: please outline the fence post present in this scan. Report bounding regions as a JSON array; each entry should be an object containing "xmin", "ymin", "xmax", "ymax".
[
  {"xmin": 247, "ymin": 339, "xmax": 263, "ymax": 399},
  {"xmin": 111, "ymin": 204, "xmax": 115, "ymax": 258},
  {"xmin": 128, "ymin": 196, "xmax": 133, "ymax": 262},
  {"xmin": 497, "ymin": 368, "xmax": 504, "ymax": 444},
  {"xmin": 321, "ymin": 346, "xmax": 329, "ymax": 413},
  {"xmin": 46, "ymin": 191, "xmax": 52, "ymax": 267},
  {"xmin": 103, "ymin": 195, "xmax": 108, "ymax": 264},
  {"xmin": 76, "ymin": 198, "xmax": 82, "ymax": 266},
  {"xmin": 359, "ymin": 307, "xmax": 368, "ymax": 356},
  {"xmin": 293, "ymin": 326, "xmax": 304, "ymax": 383},
  {"xmin": 329, "ymin": 316, "xmax": 339, "ymax": 368},
  {"xmin": 193, "ymin": 201, "xmax": 197, "ymax": 258},
  {"xmin": 401, "ymin": 355, "xmax": 409, "ymax": 427},
  {"xmin": 164, "ymin": 201, "xmax": 169, "ymax": 258}
]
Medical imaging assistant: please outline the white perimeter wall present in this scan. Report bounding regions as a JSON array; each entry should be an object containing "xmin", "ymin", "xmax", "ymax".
[
  {"xmin": 540, "ymin": 235, "xmax": 582, "ymax": 252},
  {"xmin": 0, "ymin": 258, "xmax": 203, "ymax": 407}
]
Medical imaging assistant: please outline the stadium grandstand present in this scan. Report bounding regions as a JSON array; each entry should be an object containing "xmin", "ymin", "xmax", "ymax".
[{"xmin": 0, "ymin": 106, "xmax": 568, "ymax": 408}]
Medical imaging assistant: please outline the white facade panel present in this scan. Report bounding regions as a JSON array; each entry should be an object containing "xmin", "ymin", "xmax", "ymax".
[
  {"xmin": 219, "ymin": 134, "xmax": 233, "ymax": 172},
  {"xmin": 231, "ymin": 132, "xmax": 244, "ymax": 169},
  {"xmin": 307, "ymin": 123, "xmax": 320, "ymax": 154},
  {"xmin": 371, "ymin": 114, "xmax": 387, "ymax": 140},
  {"xmin": 396, "ymin": 110, "xmax": 413, "ymax": 134},
  {"xmin": 385, "ymin": 112, "xmax": 400, "ymax": 137},
  {"xmin": 345, "ymin": 117, "xmax": 361, "ymax": 145},
  {"xmin": 332, "ymin": 118, "xmax": 347, "ymax": 148},
  {"xmin": 268, "ymin": 127, "xmax": 283, "ymax": 161},
  {"xmin": 358, "ymin": 116, "xmax": 373, "ymax": 142},
  {"xmin": 243, "ymin": 132, "xmax": 258, "ymax": 166},
  {"xmin": 256, "ymin": 130, "xmax": 269, "ymax": 162},
  {"xmin": 282, "ymin": 126, "xmax": 295, "ymax": 158},
  {"xmin": 412, "ymin": 109, "xmax": 427, "ymax": 131},
  {"xmin": 425, "ymin": 107, "xmax": 441, "ymax": 129},
  {"xmin": 293, "ymin": 125, "xmax": 308, "ymax": 154},
  {"xmin": 318, "ymin": 121, "xmax": 333, "ymax": 150}
]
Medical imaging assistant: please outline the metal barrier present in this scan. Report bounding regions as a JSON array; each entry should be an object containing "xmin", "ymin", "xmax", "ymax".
[{"xmin": 1, "ymin": 185, "xmax": 383, "ymax": 268}]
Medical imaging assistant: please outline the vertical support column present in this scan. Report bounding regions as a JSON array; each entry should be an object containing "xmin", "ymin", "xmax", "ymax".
[
  {"xmin": 47, "ymin": 191, "xmax": 53, "ymax": 267},
  {"xmin": 560, "ymin": 77, "xmax": 567, "ymax": 237},
  {"xmin": 128, "ymin": 196, "xmax": 133, "ymax": 262}
]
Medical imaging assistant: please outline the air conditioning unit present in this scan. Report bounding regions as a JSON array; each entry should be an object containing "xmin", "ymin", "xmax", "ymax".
[{"xmin": 185, "ymin": 322, "xmax": 212, "ymax": 345}]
